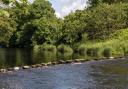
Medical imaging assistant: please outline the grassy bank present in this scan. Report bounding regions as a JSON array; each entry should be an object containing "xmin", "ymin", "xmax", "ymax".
[
  {"xmin": 34, "ymin": 28, "xmax": 128, "ymax": 60},
  {"xmin": 77, "ymin": 28, "xmax": 128, "ymax": 58}
]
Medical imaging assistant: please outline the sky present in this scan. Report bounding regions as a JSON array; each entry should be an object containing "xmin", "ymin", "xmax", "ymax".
[
  {"xmin": 50, "ymin": 0, "xmax": 87, "ymax": 18},
  {"xmin": 29, "ymin": 0, "xmax": 88, "ymax": 18}
]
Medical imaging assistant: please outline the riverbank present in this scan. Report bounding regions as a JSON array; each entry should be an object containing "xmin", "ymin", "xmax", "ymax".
[{"xmin": 0, "ymin": 56, "xmax": 126, "ymax": 73}]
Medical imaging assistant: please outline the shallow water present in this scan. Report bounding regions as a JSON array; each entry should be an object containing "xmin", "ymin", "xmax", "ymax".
[{"xmin": 0, "ymin": 58, "xmax": 128, "ymax": 89}]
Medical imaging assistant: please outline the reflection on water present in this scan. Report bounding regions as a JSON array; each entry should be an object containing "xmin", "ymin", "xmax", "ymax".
[{"xmin": 0, "ymin": 48, "xmax": 79, "ymax": 68}]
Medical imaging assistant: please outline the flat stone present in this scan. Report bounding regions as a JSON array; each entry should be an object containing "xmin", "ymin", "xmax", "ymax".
[
  {"xmin": 14, "ymin": 67, "xmax": 20, "ymax": 71},
  {"xmin": 74, "ymin": 59, "xmax": 81, "ymax": 62},
  {"xmin": 58, "ymin": 60, "xmax": 66, "ymax": 64},
  {"xmin": 36, "ymin": 64, "xmax": 42, "ymax": 67},
  {"xmin": 109, "ymin": 57, "xmax": 114, "ymax": 59},
  {"xmin": 47, "ymin": 62, "xmax": 52, "ymax": 66},
  {"xmin": 65, "ymin": 60, "xmax": 73, "ymax": 63},
  {"xmin": 22, "ymin": 66, "xmax": 30, "ymax": 69}
]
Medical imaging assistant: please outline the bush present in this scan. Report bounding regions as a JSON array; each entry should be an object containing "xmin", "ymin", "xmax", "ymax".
[
  {"xmin": 77, "ymin": 44, "xmax": 86, "ymax": 55},
  {"xmin": 102, "ymin": 48, "xmax": 112, "ymax": 58},
  {"xmin": 57, "ymin": 44, "xmax": 73, "ymax": 53},
  {"xmin": 34, "ymin": 44, "xmax": 57, "ymax": 52}
]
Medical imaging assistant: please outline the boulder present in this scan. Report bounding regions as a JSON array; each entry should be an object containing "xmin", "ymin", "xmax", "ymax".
[{"xmin": 0, "ymin": 69, "xmax": 7, "ymax": 73}]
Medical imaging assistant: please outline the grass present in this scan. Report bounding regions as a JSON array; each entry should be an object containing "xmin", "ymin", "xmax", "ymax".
[{"xmin": 77, "ymin": 28, "xmax": 128, "ymax": 58}]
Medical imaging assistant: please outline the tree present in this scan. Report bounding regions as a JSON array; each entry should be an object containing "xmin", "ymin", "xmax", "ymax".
[
  {"xmin": 88, "ymin": 0, "xmax": 128, "ymax": 7},
  {"xmin": 9, "ymin": 0, "xmax": 60, "ymax": 47},
  {"xmin": 85, "ymin": 3, "xmax": 128, "ymax": 39},
  {"xmin": 61, "ymin": 10, "xmax": 86, "ymax": 44},
  {"xmin": 31, "ymin": 17, "xmax": 61, "ymax": 46},
  {"xmin": 0, "ymin": 10, "xmax": 16, "ymax": 46}
]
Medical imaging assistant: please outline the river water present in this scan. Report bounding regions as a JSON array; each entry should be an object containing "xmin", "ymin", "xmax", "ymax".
[{"xmin": 0, "ymin": 48, "xmax": 128, "ymax": 89}]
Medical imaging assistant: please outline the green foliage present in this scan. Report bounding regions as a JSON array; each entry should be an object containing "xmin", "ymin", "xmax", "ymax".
[
  {"xmin": 61, "ymin": 10, "xmax": 87, "ymax": 44},
  {"xmin": 88, "ymin": 0, "xmax": 128, "ymax": 7},
  {"xmin": 30, "ymin": 0, "xmax": 55, "ymax": 19},
  {"xmin": 57, "ymin": 44, "xmax": 73, "ymax": 53},
  {"xmin": 110, "ymin": 28, "xmax": 128, "ymax": 40},
  {"xmin": 102, "ymin": 48, "xmax": 112, "ymax": 58},
  {"xmin": 85, "ymin": 3, "xmax": 128, "ymax": 40},
  {"xmin": 32, "ymin": 17, "xmax": 60, "ymax": 45},
  {"xmin": 0, "ymin": 16, "xmax": 16, "ymax": 46},
  {"xmin": 77, "ymin": 44, "xmax": 86, "ymax": 55},
  {"xmin": 9, "ymin": 0, "xmax": 59, "ymax": 47},
  {"xmin": 0, "ymin": 9, "xmax": 9, "ymax": 17},
  {"xmin": 34, "ymin": 44, "xmax": 57, "ymax": 52}
]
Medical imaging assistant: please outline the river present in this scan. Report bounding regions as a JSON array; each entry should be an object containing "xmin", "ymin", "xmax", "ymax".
[{"xmin": 0, "ymin": 48, "xmax": 128, "ymax": 89}]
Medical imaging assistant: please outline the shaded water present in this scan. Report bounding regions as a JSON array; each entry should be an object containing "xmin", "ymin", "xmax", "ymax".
[
  {"xmin": 0, "ymin": 49, "xmax": 128, "ymax": 89},
  {"xmin": 0, "ymin": 48, "xmax": 89, "ymax": 68}
]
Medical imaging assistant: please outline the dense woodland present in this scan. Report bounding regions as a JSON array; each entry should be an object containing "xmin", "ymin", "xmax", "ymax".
[{"xmin": 0, "ymin": 0, "xmax": 128, "ymax": 57}]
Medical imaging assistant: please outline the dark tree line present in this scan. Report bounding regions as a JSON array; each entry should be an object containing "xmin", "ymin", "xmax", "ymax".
[{"xmin": 0, "ymin": 0, "xmax": 128, "ymax": 47}]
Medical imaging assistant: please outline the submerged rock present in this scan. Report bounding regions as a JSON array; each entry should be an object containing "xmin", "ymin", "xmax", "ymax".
[{"xmin": 7, "ymin": 68, "xmax": 14, "ymax": 71}]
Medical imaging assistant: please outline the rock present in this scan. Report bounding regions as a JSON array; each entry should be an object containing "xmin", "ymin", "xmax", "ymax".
[
  {"xmin": 74, "ymin": 59, "xmax": 81, "ymax": 62},
  {"xmin": 31, "ymin": 65, "xmax": 37, "ymax": 68},
  {"xmin": 0, "ymin": 69, "xmax": 7, "ymax": 73},
  {"xmin": 80, "ymin": 59, "xmax": 86, "ymax": 62},
  {"xmin": 47, "ymin": 62, "xmax": 52, "ymax": 66},
  {"xmin": 14, "ymin": 67, "xmax": 20, "ymax": 71},
  {"xmin": 35, "ymin": 64, "xmax": 42, "ymax": 67},
  {"xmin": 65, "ymin": 60, "xmax": 73, "ymax": 63},
  {"xmin": 41, "ymin": 63, "xmax": 47, "ymax": 66},
  {"xmin": 109, "ymin": 57, "xmax": 114, "ymax": 59},
  {"xmin": 52, "ymin": 62, "xmax": 57, "ymax": 65},
  {"xmin": 58, "ymin": 60, "xmax": 66, "ymax": 64},
  {"xmin": 22, "ymin": 66, "xmax": 30, "ymax": 69}
]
